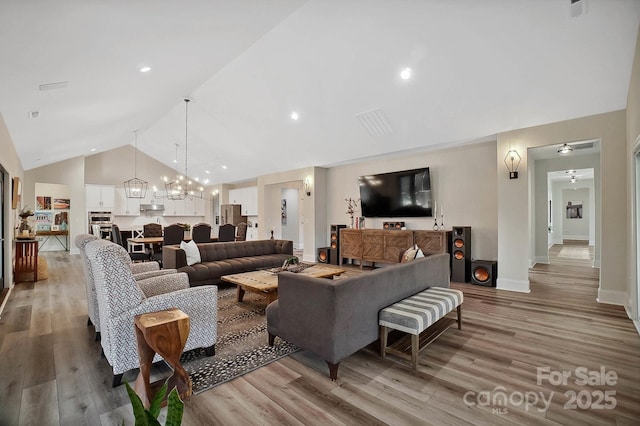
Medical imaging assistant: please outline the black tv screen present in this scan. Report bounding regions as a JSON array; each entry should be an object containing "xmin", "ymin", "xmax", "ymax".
[{"xmin": 359, "ymin": 167, "xmax": 433, "ymax": 218}]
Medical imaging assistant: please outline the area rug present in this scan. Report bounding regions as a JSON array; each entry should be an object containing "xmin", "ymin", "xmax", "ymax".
[
  {"xmin": 180, "ymin": 285, "xmax": 299, "ymax": 394},
  {"xmin": 558, "ymin": 246, "xmax": 591, "ymax": 259}
]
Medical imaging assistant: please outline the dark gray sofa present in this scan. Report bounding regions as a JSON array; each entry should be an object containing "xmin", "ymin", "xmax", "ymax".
[
  {"xmin": 266, "ymin": 253, "xmax": 450, "ymax": 379},
  {"xmin": 162, "ymin": 239, "xmax": 293, "ymax": 286}
]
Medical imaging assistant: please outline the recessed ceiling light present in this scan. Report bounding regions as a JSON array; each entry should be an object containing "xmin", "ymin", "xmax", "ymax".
[
  {"xmin": 173, "ymin": 159, "xmax": 178, "ymax": 164},
  {"xmin": 139, "ymin": 66, "xmax": 151, "ymax": 73},
  {"xmin": 222, "ymin": 165, "xmax": 227, "ymax": 170},
  {"xmin": 400, "ymin": 67, "xmax": 412, "ymax": 80},
  {"xmin": 204, "ymin": 179, "xmax": 209, "ymax": 184},
  {"xmin": 90, "ymin": 148, "xmax": 96, "ymax": 152},
  {"xmin": 205, "ymin": 170, "xmax": 210, "ymax": 174},
  {"xmin": 290, "ymin": 111, "xmax": 299, "ymax": 120}
]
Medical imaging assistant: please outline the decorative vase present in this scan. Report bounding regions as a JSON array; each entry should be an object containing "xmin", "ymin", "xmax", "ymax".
[
  {"xmin": 350, "ymin": 216, "xmax": 354, "ymax": 228},
  {"xmin": 18, "ymin": 217, "xmax": 33, "ymax": 238}
]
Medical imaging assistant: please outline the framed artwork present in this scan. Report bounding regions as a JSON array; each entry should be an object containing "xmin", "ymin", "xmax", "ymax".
[
  {"xmin": 11, "ymin": 177, "xmax": 21, "ymax": 209},
  {"xmin": 35, "ymin": 211, "xmax": 53, "ymax": 225},
  {"xmin": 36, "ymin": 196, "xmax": 52, "ymax": 210},
  {"xmin": 53, "ymin": 198, "xmax": 70, "ymax": 209},
  {"xmin": 51, "ymin": 225, "xmax": 60, "ymax": 231},
  {"xmin": 566, "ymin": 201, "xmax": 583, "ymax": 219},
  {"xmin": 281, "ymin": 199, "xmax": 287, "ymax": 225}
]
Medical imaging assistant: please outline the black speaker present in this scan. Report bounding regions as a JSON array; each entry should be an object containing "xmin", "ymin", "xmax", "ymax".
[
  {"xmin": 383, "ymin": 221, "xmax": 405, "ymax": 230},
  {"xmin": 317, "ymin": 247, "xmax": 331, "ymax": 264},
  {"xmin": 330, "ymin": 225, "xmax": 347, "ymax": 265},
  {"xmin": 451, "ymin": 226, "xmax": 471, "ymax": 283},
  {"xmin": 471, "ymin": 260, "xmax": 497, "ymax": 287}
]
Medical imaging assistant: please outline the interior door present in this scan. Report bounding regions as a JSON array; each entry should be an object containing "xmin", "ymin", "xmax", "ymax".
[{"xmin": 0, "ymin": 167, "xmax": 5, "ymax": 289}]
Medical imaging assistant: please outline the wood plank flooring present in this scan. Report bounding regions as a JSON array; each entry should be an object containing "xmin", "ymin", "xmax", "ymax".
[{"xmin": 0, "ymin": 247, "xmax": 638, "ymax": 425}]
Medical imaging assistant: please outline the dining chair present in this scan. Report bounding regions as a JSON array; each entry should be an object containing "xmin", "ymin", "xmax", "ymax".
[
  {"xmin": 235, "ymin": 222, "xmax": 248, "ymax": 241},
  {"xmin": 111, "ymin": 224, "xmax": 149, "ymax": 262},
  {"xmin": 163, "ymin": 223, "xmax": 185, "ymax": 246},
  {"xmin": 218, "ymin": 223, "xmax": 236, "ymax": 242},
  {"xmin": 143, "ymin": 223, "xmax": 164, "ymax": 263},
  {"xmin": 192, "ymin": 223, "xmax": 212, "ymax": 243}
]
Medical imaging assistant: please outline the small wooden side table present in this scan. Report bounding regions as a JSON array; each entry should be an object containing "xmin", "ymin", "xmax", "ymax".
[
  {"xmin": 15, "ymin": 239, "xmax": 38, "ymax": 282},
  {"xmin": 133, "ymin": 308, "xmax": 191, "ymax": 408}
]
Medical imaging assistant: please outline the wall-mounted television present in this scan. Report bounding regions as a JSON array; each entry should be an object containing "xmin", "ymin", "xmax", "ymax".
[{"xmin": 358, "ymin": 167, "xmax": 432, "ymax": 218}]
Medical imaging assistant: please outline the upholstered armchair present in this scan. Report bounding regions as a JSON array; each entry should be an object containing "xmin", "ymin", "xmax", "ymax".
[
  {"xmin": 75, "ymin": 234, "xmax": 181, "ymax": 341},
  {"xmin": 85, "ymin": 239, "xmax": 218, "ymax": 387}
]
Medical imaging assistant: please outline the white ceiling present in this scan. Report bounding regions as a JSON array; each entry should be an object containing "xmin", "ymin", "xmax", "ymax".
[{"xmin": 1, "ymin": 0, "xmax": 639, "ymax": 186}]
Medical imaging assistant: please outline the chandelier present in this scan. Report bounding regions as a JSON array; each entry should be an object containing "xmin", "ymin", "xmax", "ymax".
[
  {"xmin": 123, "ymin": 130, "xmax": 148, "ymax": 198},
  {"xmin": 164, "ymin": 99, "xmax": 203, "ymax": 200}
]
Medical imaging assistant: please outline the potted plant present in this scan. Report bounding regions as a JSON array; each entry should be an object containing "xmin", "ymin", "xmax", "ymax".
[{"xmin": 122, "ymin": 380, "xmax": 184, "ymax": 426}]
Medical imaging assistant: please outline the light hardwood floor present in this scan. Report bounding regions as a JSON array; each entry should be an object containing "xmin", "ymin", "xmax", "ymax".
[{"xmin": 0, "ymin": 247, "xmax": 639, "ymax": 425}]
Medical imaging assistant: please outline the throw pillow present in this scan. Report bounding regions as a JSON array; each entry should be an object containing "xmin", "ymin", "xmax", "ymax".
[
  {"xmin": 181, "ymin": 240, "xmax": 201, "ymax": 266},
  {"xmin": 415, "ymin": 248, "xmax": 425, "ymax": 258},
  {"xmin": 400, "ymin": 246, "xmax": 418, "ymax": 263}
]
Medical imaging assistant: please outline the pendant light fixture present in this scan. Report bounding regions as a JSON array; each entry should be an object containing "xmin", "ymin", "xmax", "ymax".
[
  {"xmin": 164, "ymin": 99, "xmax": 203, "ymax": 200},
  {"xmin": 557, "ymin": 143, "xmax": 573, "ymax": 155},
  {"xmin": 123, "ymin": 130, "xmax": 148, "ymax": 198}
]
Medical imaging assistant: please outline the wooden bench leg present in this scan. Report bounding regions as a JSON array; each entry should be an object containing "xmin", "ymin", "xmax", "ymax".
[
  {"xmin": 411, "ymin": 334, "xmax": 419, "ymax": 369},
  {"xmin": 380, "ymin": 325, "xmax": 388, "ymax": 358},
  {"xmin": 457, "ymin": 305, "xmax": 462, "ymax": 330}
]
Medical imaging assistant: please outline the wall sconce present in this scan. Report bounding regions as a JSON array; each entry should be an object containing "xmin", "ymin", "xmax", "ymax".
[
  {"xmin": 504, "ymin": 148, "xmax": 521, "ymax": 179},
  {"xmin": 303, "ymin": 177, "xmax": 312, "ymax": 196}
]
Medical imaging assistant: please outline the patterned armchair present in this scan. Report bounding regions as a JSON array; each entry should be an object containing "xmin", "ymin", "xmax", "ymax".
[
  {"xmin": 85, "ymin": 239, "xmax": 218, "ymax": 387},
  {"xmin": 74, "ymin": 234, "xmax": 181, "ymax": 341}
]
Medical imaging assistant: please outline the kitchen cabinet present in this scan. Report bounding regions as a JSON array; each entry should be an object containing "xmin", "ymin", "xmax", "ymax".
[
  {"xmin": 228, "ymin": 187, "xmax": 257, "ymax": 216},
  {"xmin": 163, "ymin": 196, "xmax": 205, "ymax": 217},
  {"xmin": 114, "ymin": 188, "xmax": 141, "ymax": 216},
  {"xmin": 86, "ymin": 185, "xmax": 115, "ymax": 211},
  {"xmin": 246, "ymin": 226, "xmax": 258, "ymax": 241}
]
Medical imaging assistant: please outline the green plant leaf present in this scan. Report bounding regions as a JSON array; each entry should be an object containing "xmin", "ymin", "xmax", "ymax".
[
  {"xmin": 165, "ymin": 387, "xmax": 184, "ymax": 426},
  {"xmin": 149, "ymin": 381, "xmax": 168, "ymax": 419},
  {"xmin": 145, "ymin": 411, "xmax": 162, "ymax": 426},
  {"xmin": 124, "ymin": 379, "xmax": 149, "ymax": 426}
]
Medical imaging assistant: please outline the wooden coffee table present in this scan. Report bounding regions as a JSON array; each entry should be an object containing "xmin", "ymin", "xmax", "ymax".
[{"xmin": 221, "ymin": 264, "xmax": 346, "ymax": 305}]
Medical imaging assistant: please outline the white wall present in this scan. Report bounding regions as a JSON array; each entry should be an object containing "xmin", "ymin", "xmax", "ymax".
[
  {"xmin": 326, "ymin": 141, "xmax": 498, "ymax": 261},
  {"xmin": 562, "ymin": 188, "xmax": 590, "ymax": 241},
  {"xmin": 281, "ymin": 188, "xmax": 300, "ymax": 247},
  {"xmin": 34, "ymin": 182, "xmax": 71, "ymax": 251}
]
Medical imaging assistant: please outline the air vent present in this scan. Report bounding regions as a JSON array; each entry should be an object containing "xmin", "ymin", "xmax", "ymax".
[
  {"xmin": 355, "ymin": 108, "xmax": 393, "ymax": 137},
  {"xmin": 39, "ymin": 81, "xmax": 69, "ymax": 91},
  {"xmin": 572, "ymin": 141, "xmax": 594, "ymax": 150},
  {"xmin": 28, "ymin": 111, "xmax": 39, "ymax": 119}
]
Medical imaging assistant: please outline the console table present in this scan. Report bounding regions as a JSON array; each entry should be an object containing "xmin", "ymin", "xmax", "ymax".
[
  {"xmin": 15, "ymin": 239, "xmax": 38, "ymax": 282},
  {"xmin": 36, "ymin": 230, "xmax": 70, "ymax": 251},
  {"xmin": 340, "ymin": 229, "xmax": 451, "ymax": 268}
]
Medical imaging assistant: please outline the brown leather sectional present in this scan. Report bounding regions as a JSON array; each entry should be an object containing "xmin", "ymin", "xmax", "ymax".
[{"xmin": 162, "ymin": 239, "xmax": 293, "ymax": 286}]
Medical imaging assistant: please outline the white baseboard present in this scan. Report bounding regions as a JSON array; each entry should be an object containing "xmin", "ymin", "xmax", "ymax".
[
  {"xmin": 532, "ymin": 256, "xmax": 549, "ymax": 265},
  {"xmin": 0, "ymin": 286, "xmax": 13, "ymax": 318},
  {"xmin": 303, "ymin": 253, "xmax": 316, "ymax": 263},
  {"xmin": 553, "ymin": 238, "xmax": 563, "ymax": 245},
  {"xmin": 562, "ymin": 235, "xmax": 589, "ymax": 241},
  {"xmin": 496, "ymin": 278, "xmax": 531, "ymax": 293},
  {"xmin": 634, "ymin": 320, "xmax": 640, "ymax": 337},
  {"xmin": 596, "ymin": 289, "xmax": 627, "ymax": 306},
  {"xmin": 592, "ymin": 257, "xmax": 601, "ymax": 268}
]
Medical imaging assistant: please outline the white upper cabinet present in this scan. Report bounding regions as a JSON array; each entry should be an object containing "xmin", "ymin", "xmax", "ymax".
[
  {"xmin": 114, "ymin": 188, "xmax": 142, "ymax": 216},
  {"xmin": 86, "ymin": 185, "xmax": 115, "ymax": 211},
  {"xmin": 229, "ymin": 186, "xmax": 258, "ymax": 216}
]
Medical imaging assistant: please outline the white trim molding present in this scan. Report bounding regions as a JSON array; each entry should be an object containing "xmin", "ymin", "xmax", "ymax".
[
  {"xmin": 497, "ymin": 278, "xmax": 531, "ymax": 293},
  {"xmin": 532, "ymin": 256, "xmax": 549, "ymax": 265},
  {"xmin": 596, "ymin": 288, "xmax": 627, "ymax": 306},
  {"xmin": 634, "ymin": 320, "xmax": 640, "ymax": 337}
]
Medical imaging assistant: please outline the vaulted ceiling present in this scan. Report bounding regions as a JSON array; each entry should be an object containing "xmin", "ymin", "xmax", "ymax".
[{"xmin": 1, "ymin": 0, "xmax": 638, "ymax": 185}]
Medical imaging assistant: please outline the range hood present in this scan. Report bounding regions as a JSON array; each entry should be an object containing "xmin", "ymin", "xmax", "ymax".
[{"xmin": 140, "ymin": 203, "xmax": 165, "ymax": 213}]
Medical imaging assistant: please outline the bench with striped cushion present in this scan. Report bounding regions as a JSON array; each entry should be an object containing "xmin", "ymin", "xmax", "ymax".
[{"xmin": 379, "ymin": 287, "xmax": 463, "ymax": 369}]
